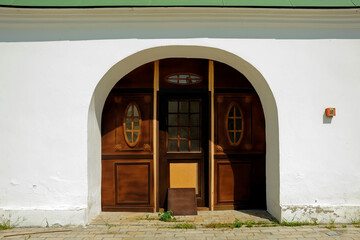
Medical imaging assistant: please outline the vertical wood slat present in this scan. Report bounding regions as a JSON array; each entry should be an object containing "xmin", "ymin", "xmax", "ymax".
[
  {"xmin": 153, "ymin": 60, "xmax": 159, "ymax": 212},
  {"xmin": 208, "ymin": 60, "xmax": 214, "ymax": 211}
]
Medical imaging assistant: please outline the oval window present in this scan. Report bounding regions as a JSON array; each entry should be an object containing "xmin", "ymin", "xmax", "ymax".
[
  {"xmin": 226, "ymin": 102, "xmax": 244, "ymax": 146},
  {"xmin": 166, "ymin": 73, "xmax": 202, "ymax": 85},
  {"xmin": 123, "ymin": 103, "xmax": 141, "ymax": 147}
]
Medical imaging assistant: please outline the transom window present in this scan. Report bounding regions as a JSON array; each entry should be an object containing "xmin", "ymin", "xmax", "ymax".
[
  {"xmin": 167, "ymin": 99, "xmax": 201, "ymax": 152},
  {"xmin": 166, "ymin": 73, "xmax": 202, "ymax": 85},
  {"xmin": 123, "ymin": 103, "xmax": 141, "ymax": 147},
  {"xmin": 226, "ymin": 102, "xmax": 244, "ymax": 146}
]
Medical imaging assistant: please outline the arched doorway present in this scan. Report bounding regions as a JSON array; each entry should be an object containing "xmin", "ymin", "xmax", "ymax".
[{"xmin": 100, "ymin": 58, "xmax": 266, "ymax": 212}]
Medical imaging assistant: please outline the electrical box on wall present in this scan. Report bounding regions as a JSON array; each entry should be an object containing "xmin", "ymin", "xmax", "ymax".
[{"xmin": 325, "ymin": 108, "xmax": 336, "ymax": 117}]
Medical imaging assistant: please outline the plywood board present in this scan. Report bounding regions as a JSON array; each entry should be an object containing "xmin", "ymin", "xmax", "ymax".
[
  {"xmin": 167, "ymin": 188, "xmax": 197, "ymax": 216},
  {"xmin": 169, "ymin": 163, "xmax": 198, "ymax": 194}
]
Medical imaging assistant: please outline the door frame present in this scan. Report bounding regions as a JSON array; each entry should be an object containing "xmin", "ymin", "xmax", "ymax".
[{"xmin": 156, "ymin": 89, "xmax": 211, "ymax": 211}]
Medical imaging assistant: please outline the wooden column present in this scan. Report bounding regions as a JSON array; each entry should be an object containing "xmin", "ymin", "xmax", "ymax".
[
  {"xmin": 208, "ymin": 60, "xmax": 215, "ymax": 211},
  {"xmin": 153, "ymin": 60, "xmax": 159, "ymax": 211}
]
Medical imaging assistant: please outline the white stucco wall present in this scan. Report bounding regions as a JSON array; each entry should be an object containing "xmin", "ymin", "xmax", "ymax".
[{"xmin": 0, "ymin": 7, "xmax": 359, "ymax": 226}]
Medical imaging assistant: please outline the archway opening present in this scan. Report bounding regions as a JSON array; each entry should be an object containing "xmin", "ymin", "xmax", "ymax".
[{"xmin": 87, "ymin": 46, "xmax": 279, "ymax": 221}]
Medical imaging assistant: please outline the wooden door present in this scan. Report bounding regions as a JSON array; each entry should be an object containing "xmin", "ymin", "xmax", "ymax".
[
  {"xmin": 101, "ymin": 92, "xmax": 154, "ymax": 212},
  {"xmin": 159, "ymin": 93, "xmax": 209, "ymax": 209},
  {"xmin": 101, "ymin": 62, "xmax": 154, "ymax": 212},
  {"xmin": 214, "ymin": 93, "xmax": 266, "ymax": 209}
]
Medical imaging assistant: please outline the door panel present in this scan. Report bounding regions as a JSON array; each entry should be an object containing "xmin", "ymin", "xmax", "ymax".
[
  {"xmin": 101, "ymin": 93, "xmax": 154, "ymax": 212},
  {"xmin": 217, "ymin": 162, "xmax": 251, "ymax": 203},
  {"xmin": 115, "ymin": 163, "xmax": 150, "ymax": 204},
  {"xmin": 214, "ymin": 93, "xmax": 265, "ymax": 210},
  {"xmin": 159, "ymin": 93, "xmax": 209, "ymax": 208}
]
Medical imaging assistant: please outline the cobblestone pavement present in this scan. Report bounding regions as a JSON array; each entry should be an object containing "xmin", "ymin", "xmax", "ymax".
[{"xmin": 1, "ymin": 210, "xmax": 360, "ymax": 239}]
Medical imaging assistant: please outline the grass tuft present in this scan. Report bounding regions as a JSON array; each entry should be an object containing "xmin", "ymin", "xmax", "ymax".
[
  {"xmin": 325, "ymin": 218, "xmax": 336, "ymax": 229},
  {"xmin": 205, "ymin": 222, "xmax": 233, "ymax": 228},
  {"xmin": 136, "ymin": 214, "xmax": 158, "ymax": 221},
  {"xmin": 245, "ymin": 221, "xmax": 256, "ymax": 228},
  {"xmin": 101, "ymin": 217, "xmax": 117, "ymax": 229},
  {"xmin": 350, "ymin": 217, "xmax": 360, "ymax": 225},
  {"xmin": 171, "ymin": 222, "xmax": 196, "ymax": 229},
  {"xmin": 233, "ymin": 218, "xmax": 243, "ymax": 228},
  {"xmin": 0, "ymin": 214, "xmax": 25, "ymax": 230},
  {"xmin": 280, "ymin": 220, "xmax": 314, "ymax": 227},
  {"xmin": 158, "ymin": 210, "xmax": 177, "ymax": 222},
  {"xmin": 205, "ymin": 219, "xmax": 278, "ymax": 229},
  {"xmin": 205, "ymin": 219, "xmax": 243, "ymax": 229},
  {"xmin": 24, "ymin": 234, "xmax": 32, "ymax": 240}
]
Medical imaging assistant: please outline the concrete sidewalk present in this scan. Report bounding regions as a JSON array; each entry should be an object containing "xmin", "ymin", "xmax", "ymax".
[{"xmin": 1, "ymin": 210, "xmax": 360, "ymax": 239}]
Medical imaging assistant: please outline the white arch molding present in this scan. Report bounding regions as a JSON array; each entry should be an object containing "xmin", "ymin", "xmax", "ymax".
[{"xmin": 87, "ymin": 45, "xmax": 280, "ymax": 222}]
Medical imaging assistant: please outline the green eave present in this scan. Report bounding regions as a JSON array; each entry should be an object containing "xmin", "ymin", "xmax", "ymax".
[{"xmin": 0, "ymin": 0, "xmax": 359, "ymax": 8}]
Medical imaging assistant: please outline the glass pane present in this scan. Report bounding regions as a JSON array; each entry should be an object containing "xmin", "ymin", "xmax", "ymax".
[
  {"xmin": 125, "ymin": 118, "xmax": 132, "ymax": 130},
  {"xmin": 133, "ymin": 132, "xmax": 138, "ymax": 143},
  {"xmin": 228, "ymin": 119, "xmax": 234, "ymax": 130},
  {"xmin": 190, "ymin": 127, "xmax": 200, "ymax": 139},
  {"xmin": 126, "ymin": 132, "xmax": 132, "ymax": 143},
  {"xmin": 179, "ymin": 114, "xmax": 188, "ymax": 125},
  {"xmin": 168, "ymin": 114, "xmax": 177, "ymax": 126},
  {"xmin": 133, "ymin": 118, "xmax": 139, "ymax": 130},
  {"xmin": 167, "ymin": 74, "xmax": 202, "ymax": 85},
  {"xmin": 190, "ymin": 114, "xmax": 199, "ymax": 126},
  {"xmin": 168, "ymin": 140, "xmax": 178, "ymax": 151},
  {"xmin": 179, "ymin": 127, "xmax": 188, "ymax": 138},
  {"xmin": 190, "ymin": 101, "xmax": 200, "ymax": 113},
  {"xmin": 168, "ymin": 127, "xmax": 177, "ymax": 138},
  {"xmin": 133, "ymin": 105, "xmax": 139, "ymax": 117},
  {"xmin": 236, "ymin": 119, "xmax": 242, "ymax": 130},
  {"xmin": 179, "ymin": 140, "xmax": 189, "ymax": 151},
  {"xmin": 235, "ymin": 105, "xmax": 241, "ymax": 116},
  {"xmin": 191, "ymin": 140, "xmax": 200, "ymax": 151},
  {"xmin": 126, "ymin": 106, "xmax": 132, "ymax": 116},
  {"xmin": 229, "ymin": 107, "xmax": 234, "ymax": 117},
  {"xmin": 235, "ymin": 132, "xmax": 241, "ymax": 142},
  {"xmin": 179, "ymin": 74, "xmax": 188, "ymax": 79},
  {"xmin": 229, "ymin": 132, "xmax": 234, "ymax": 143},
  {"xmin": 179, "ymin": 101, "xmax": 188, "ymax": 113},
  {"xmin": 168, "ymin": 101, "xmax": 178, "ymax": 113}
]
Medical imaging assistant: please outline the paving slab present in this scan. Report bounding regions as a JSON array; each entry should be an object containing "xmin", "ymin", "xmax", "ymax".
[{"xmin": 1, "ymin": 210, "xmax": 360, "ymax": 239}]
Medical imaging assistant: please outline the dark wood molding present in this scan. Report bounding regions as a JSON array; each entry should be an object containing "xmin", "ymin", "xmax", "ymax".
[
  {"xmin": 111, "ymin": 88, "xmax": 153, "ymax": 94},
  {"xmin": 102, "ymin": 154, "xmax": 153, "ymax": 160},
  {"xmin": 214, "ymin": 89, "xmax": 255, "ymax": 93},
  {"xmin": 214, "ymin": 153, "xmax": 265, "ymax": 159},
  {"xmin": 159, "ymin": 88, "xmax": 209, "ymax": 94}
]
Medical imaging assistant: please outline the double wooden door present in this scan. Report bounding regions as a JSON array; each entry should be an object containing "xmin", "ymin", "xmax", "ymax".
[
  {"xmin": 159, "ymin": 92, "xmax": 209, "ymax": 209},
  {"xmin": 101, "ymin": 59, "xmax": 266, "ymax": 212}
]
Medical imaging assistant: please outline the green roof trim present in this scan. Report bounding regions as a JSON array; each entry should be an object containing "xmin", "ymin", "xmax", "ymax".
[{"xmin": 0, "ymin": 0, "xmax": 359, "ymax": 8}]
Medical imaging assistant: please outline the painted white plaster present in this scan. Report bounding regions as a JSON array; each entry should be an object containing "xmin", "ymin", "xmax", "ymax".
[{"xmin": 0, "ymin": 7, "xmax": 359, "ymax": 225}]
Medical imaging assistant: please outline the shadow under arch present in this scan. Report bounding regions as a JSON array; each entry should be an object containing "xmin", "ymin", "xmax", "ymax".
[{"xmin": 87, "ymin": 45, "xmax": 280, "ymax": 222}]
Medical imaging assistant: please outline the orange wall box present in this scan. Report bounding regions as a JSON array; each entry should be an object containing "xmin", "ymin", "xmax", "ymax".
[{"xmin": 325, "ymin": 108, "xmax": 336, "ymax": 117}]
